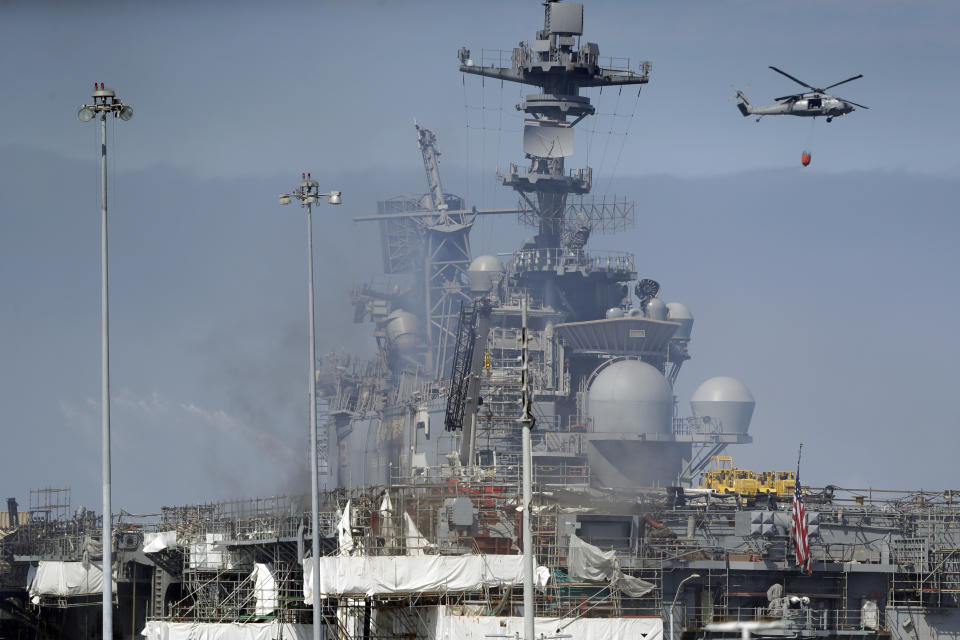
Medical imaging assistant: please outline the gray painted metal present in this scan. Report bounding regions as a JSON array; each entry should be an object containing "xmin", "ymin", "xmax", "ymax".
[
  {"xmin": 467, "ymin": 255, "xmax": 504, "ymax": 293},
  {"xmin": 690, "ymin": 376, "xmax": 756, "ymax": 435},
  {"xmin": 666, "ymin": 302, "xmax": 694, "ymax": 340},
  {"xmin": 587, "ymin": 359, "xmax": 673, "ymax": 436},
  {"xmin": 78, "ymin": 83, "xmax": 135, "ymax": 640}
]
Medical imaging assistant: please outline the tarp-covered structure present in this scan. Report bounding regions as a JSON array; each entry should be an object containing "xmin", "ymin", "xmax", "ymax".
[
  {"xmin": 567, "ymin": 534, "xmax": 654, "ymax": 598},
  {"xmin": 141, "ymin": 622, "xmax": 310, "ymax": 640},
  {"xmin": 303, "ymin": 554, "xmax": 524, "ymax": 600},
  {"xmin": 143, "ymin": 530, "xmax": 178, "ymax": 553},
  {"xmin": 28, "ymin": 561, "xmax": 114, "ymax": 602},
  {"xmin": 251, "ymin": 563, "xmax": 277, "ymax": 616},
  {"xmin": 428, "ymin": 606, "xmax": 663, "ymax": 640},
  {"xmin": 141, "ymin": 606, "xmax": 662, "ymax": 640}
]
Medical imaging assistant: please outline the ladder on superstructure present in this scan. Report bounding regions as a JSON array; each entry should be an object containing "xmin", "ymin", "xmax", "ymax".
[
  {"xmin": 445, "ymin": 300, "xmax": 479, "ymax": 431},
  {"xmin": 316, "ymin": 395, "xmax": 331, "ymax": 481}
]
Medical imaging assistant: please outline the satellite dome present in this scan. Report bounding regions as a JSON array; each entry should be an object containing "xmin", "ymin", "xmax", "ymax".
[
  {"xmin": 666, "ymin": 302, "xmax": 694, "ymax": 341},
  {"xmin": 605, "ymin": 307, "xmax": 624, "ymax": 319},
  {"xmin": 690, "ymin": 377, "xmax": 755, "ymax": 434},
  {"xmin": 645, "ymin": 297, "xmax": 668, "ymax": 321},
  {"xmin": 587, "ymin": 360, "xmax": 673, "ymax": 436},
  {"xmin": 467, "ymin": 255, "xmax": 504, "ymax": 293}
]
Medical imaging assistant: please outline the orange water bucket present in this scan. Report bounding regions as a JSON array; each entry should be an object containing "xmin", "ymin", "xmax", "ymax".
[{"xmin": 801, "ymin": 151, "xmax": 812, "ymax": 167}]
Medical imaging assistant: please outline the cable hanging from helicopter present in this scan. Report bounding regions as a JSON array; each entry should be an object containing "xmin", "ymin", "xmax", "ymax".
[{"xmin": 801, "ymin": 118, "xmax": 816, "ymax": 167}]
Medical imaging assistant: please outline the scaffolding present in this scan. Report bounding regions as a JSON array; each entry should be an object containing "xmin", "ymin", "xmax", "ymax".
[{"xmin": 7, "ymin": 480, "xmax": 960, "ymax": 638}]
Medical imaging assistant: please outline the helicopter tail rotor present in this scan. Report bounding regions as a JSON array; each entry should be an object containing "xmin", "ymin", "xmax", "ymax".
[{"xmin": 734, "ymin": 88, "xmax": 751, "ymax": 116}]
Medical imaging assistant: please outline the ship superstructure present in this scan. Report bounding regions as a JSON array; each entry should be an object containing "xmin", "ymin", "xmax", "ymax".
[
  {"xmin": 333, "ymin": 0, "xmax": 751, "ymax": 496},
  {"xmin": 3, "ymin": 3, "xmax": 960, "ymax": 640}
]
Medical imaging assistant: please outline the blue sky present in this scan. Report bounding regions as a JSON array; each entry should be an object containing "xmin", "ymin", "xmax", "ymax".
[{"xmin": 2, "ymin": 1, "xmax": 959, "ymax": 513}]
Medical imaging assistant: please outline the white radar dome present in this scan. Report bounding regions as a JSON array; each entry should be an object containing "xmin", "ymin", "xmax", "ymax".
[
  {"xmin": 605, "ymin": 307, "xmax": 624, "ymax": 319},
  {"xmin": 666, "ymin": 302, "xmax": 694, "ymax": 340},
  {"xmin": 587, "ymin": 360, "xmax": 673, "ymax": 436},
  {"xmin": 645, "ymin": 297, "xmax": 668, "ymax": 321},
  {"xmin": 690, "ymin": 376, "xmax": 755, "ymax": 434},
  {"xmin": 467, "ymin": 255, "xmax": 504, "ymax": 293}
]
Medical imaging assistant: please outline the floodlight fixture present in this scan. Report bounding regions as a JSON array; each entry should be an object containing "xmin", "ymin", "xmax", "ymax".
[
  {"xmin": 328, "ymin": 190, "xmax": 342, "ymax": 205},
  {"xmin": 118, "ymin": 105, "xmax": 134, "ymax": 121},
  {"xmin": 78, "ymin": 107, "xmax": 95, "ymax": 122}
]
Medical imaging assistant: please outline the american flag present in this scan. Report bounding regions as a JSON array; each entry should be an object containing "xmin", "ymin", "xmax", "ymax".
[{"xmin": 792, "ymin": 471, "xmax": 812, "ymax": 575}]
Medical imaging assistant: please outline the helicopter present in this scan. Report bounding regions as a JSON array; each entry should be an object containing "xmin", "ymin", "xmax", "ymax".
[{"xmin": 735, "ymin": 66, "xmax": 868, "ymax": 123}]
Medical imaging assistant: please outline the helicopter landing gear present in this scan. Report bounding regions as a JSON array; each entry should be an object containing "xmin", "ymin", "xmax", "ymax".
[{"xmin": 826, "ymin": 117, "xmax": 833, "ymax": 123}]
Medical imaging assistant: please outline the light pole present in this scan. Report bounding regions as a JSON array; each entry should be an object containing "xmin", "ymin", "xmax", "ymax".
[
  {"xmin": 78, "ymin": 83, "xmax": 133, "ymax": 640},
  {"xmin": 669, "ymin": 573, "xmax": 700, "ymax": 640},
  {"xmin": 279, "ymin": 174, "xmax": 341, "ymax": 640}
]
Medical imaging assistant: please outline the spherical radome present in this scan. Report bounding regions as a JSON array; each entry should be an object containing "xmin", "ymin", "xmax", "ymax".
[
  {"xmin": 645, "ymin": 298, "xmax": 667, "ymax": 320},
  {"xmin": 468, "ymin": 255, "xmax": 504, "ymax": 293},
  {"xmin": 587, "ymin": 360, "xmax": 673, "ymax": 435},
  {"xmin": 690, "ymin": 376, "xmax": 755, "ymax": 434}
]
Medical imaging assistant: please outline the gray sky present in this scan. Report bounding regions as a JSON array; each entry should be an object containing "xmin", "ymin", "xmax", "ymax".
[{"xmin": 2, "ymin": 1, "xmax": 959, "ymax": 513}]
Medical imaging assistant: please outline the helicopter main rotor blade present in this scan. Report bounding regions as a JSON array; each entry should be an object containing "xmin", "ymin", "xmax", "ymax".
[
  {"xmin": 823, "ymin": 74, "xmax": 864, "ymax": 91},
  {"xmin": 769, "ymin": 66, "xmax": 815, "ymax": 91},
  {"xmin": 837, "ymin": 96, "xmax": 870, "ymax": 109}
]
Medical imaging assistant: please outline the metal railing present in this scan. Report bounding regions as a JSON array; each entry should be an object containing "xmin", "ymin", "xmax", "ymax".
[
  {"xmin": 471, "ymin": 48, "xmax": 651, "ymax": 80},
  {"xmin": 512, "ymin": 247, "xmax": 635, "ymax": 274}
]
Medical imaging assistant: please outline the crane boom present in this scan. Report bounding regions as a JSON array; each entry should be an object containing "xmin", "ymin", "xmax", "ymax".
[{"xmin": 414, "ymin": 119, "xmax": 447, "ymax": 212}]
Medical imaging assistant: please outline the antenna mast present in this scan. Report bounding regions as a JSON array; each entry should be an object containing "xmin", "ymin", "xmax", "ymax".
[{"xmin": 459, "ymin": 1, "xmax": 650, "ymax": 249}]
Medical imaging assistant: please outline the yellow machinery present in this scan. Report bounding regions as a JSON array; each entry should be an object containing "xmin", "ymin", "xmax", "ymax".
[
  {"xmin": 699, "ymin": 456, "xmax": 795, "ymax": 497},
  {"xmin": 756, "ymin": 470, "xmax": 796, "ymax": 496}
]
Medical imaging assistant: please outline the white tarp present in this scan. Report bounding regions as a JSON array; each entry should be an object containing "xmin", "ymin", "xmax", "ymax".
[
  {"xmin": 535, "ymin": 565, "xmax": 551, "ymax": 592},
  {"xmin": 567, "ymin": 534, "xmax": 654, "ymax": 598},
  {"xmin": 250, "ymin": 563, "xmax": 277, "ymax": 616},
  {"xmin": 404, "ymin": 512, "xmax": 426, "ymax": 555},
  {"xmin": 303, "ymin": 554, "xmax": 524, "ymax": 600},
  {"xmin": 141, "ymin": 621, "xmax": 310, "ymax": 640},
  {"xmin": 189, "ymin": 533, "xmax": 233, "ymax": 570},
  {"xmin": 143, "ymin": 531, "xmax": 178, "ymax": 553},
  {"xmin": 28, "ymin": 561, "xmax": 113, "ymax": 600},
  {"xmin": 568, "ymin": 534, "xmax": 616, "ymax": 581},
  {"xmin": 429, "ymin": 605, "xmax": 662, "ymax": 640},
  {"xmin": 337, "ymin": 499, "xmax": 354, "ymax": 555},
  {"xmin": 379, "ymin": 493, "xmax": 396, "ymax": 545}
]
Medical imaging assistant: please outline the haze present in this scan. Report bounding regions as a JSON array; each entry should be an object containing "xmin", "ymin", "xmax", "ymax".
[{"xmin": 2, "ymin": 0, "xmax": 958, "ymax": 513}]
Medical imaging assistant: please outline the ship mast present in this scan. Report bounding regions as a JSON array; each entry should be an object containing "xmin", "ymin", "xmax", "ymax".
[{"xmin": 459, "ymin": 0, "xmax": 649, "ymax": 249}]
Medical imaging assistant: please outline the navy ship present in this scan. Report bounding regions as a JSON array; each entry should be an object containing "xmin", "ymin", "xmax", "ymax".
[{"xmin": 3, "ymin": 3, "xmax": 959, "ymax": 640}]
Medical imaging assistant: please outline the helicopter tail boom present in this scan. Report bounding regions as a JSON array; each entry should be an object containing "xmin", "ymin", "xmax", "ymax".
[{"xmin": 735, "ymin": 89, "xmax": 752, "ymax": 116}]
